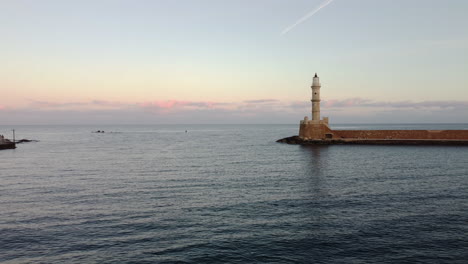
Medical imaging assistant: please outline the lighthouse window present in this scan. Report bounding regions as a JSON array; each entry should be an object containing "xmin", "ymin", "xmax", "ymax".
[{"xmin": 314, "ymin": 93, "xmax": 317, "ymax": 95}]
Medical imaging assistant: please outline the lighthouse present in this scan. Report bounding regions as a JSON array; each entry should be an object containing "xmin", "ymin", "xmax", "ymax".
[
  {"xmin": 299, "ymin": 73, "xmax": 330, "ymax": 139},
  {"xmin": 301, "ymin": 73, "xmax": 328, "ymax": 125},
  {"xmin": 311, "ymin": 73, "xmax": 321, "ymax": 121}
]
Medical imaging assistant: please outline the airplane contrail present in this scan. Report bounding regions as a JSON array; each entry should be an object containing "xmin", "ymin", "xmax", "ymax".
[{"xmin": 281, "ymin": 0, "xmax": 335, "ymax": 35}]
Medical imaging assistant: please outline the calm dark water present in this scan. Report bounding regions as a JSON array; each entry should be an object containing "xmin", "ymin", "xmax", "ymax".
[{"xmin": 1, "ymin": 124, "xmax": 467, "ymax": 263}]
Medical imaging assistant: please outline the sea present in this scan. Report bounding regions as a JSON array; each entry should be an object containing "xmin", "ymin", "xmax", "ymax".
[{"xmin": 1, "ymin": 124, "xmax": 467, "ymax": 264}]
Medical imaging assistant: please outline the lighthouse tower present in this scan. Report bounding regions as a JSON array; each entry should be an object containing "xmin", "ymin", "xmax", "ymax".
[
  {"xmin": 299, "ymin": 73, "xmax": 330, "ymax": 139},
  {"xmin": 311, "ymin": 73, "xmax": 321, "ymax": 121},
  {"xmin": 301, "ymin": 73, "xmax": 328, "ymax": 125}
]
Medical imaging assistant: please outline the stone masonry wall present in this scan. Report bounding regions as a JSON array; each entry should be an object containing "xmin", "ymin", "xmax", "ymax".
[
  {"xmin": 299, "ymin": 123, "xmax": 334, "ymax": 139},
  {"xmin": 299, "ymin": 124, "xmax": 468, "ymax": 140},
  {"xmin": 334, "ymin": 130, "xmax": 468, "ymax": 140}
]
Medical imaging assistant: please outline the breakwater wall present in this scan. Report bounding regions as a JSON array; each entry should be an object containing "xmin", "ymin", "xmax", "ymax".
[
  {"xmin": 0, "ymin": 142, "xmax": 16, "ymax": 150},
  {"xmin": 333, "ymin": 130, "xmax": 468, "ymax": 140},
  {"xmin": 277, "ymin": 136, "xmax": 468, "ymax": 146},
  {"xmin": 299, "ymin": 123, "xmax": 468, "ymax": 140}
]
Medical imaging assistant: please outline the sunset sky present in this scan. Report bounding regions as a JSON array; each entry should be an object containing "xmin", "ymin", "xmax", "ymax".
[{"xmin": 1, "ymin": 0, "xmax": 468, "ymax": 124}]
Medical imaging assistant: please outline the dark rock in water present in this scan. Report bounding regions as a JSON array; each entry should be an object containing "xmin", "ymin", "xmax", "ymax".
[
  {"xmin": 276, "ymin": 136, "xmax": 303, "ymax": 144},
  {"xmin": 16, "ymin": 139, "xmax": 39, "ymax": 144},
  {"xmin": 276, "ymin": 136, "xmax": 333, "ymax": 145}
]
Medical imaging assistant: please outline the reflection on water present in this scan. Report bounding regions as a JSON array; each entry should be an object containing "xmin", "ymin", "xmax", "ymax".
[
  {"xmin": 298, "ymin": 145, "xmax": 330, "ymax": 198},
  {"xmin": 301, "ymin": 145, "xmax": 329, "ymax": 175}
]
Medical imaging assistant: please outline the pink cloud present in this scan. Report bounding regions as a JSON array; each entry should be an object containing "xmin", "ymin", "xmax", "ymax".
[
  {"xmin": 287, "ymin": 101, "xmax": 308, "ymax": 109},
  {"xmin": 141, "ymin": 100, "xmax": 183, "ymax": 109},
  {"xmin": 30, "ymin": 101, "xmax": 78, "ymax": 108},
  {"xmin": 323, "ymin": 98, "xmax": 371, "ymax": 108},
  {"xmin": 2, "ymin": 98, "xmax": 468, "ymax": 124},
  {"xmin": 322, "ymin": 98, "xmax": 468, "ymax": 109},
  {"xmin": 13, "ymin": 98, "xmax": 468, "ymax": 116},
  {"xmin": 27, "ymin": 100, "xmax": 132, "ymax": 110},
  {"xmin": 139, "ymin": 100, "xmax": 232, "ymax": 112},
  {"xmin": 243, "ymin": 99, "xmax": 279, "ymax": 104},
  {"xmin": 90, "ymin": 100, "xmax": 129, "ymax": 107}
]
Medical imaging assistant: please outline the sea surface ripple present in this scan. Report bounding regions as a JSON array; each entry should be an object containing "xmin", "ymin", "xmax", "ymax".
[{"xmin": 1, "ymin": 124, "xmax": 467, "ymax": 263}]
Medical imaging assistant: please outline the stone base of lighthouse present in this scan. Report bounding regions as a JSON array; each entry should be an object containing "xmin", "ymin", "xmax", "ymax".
[{"xmin": 299, "ymin": 117, "xmax": 333, "ymax": 140}]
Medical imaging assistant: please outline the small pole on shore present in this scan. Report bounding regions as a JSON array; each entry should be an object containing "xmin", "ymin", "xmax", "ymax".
[{"xmin": 12, "ymin": 129, "xmax": 15, "ymax": 143}]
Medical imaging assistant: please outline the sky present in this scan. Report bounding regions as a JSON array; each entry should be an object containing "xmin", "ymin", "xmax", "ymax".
[{"xmin": 1, "ymin": 0, "xmax": 468, "ymax": 124}]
